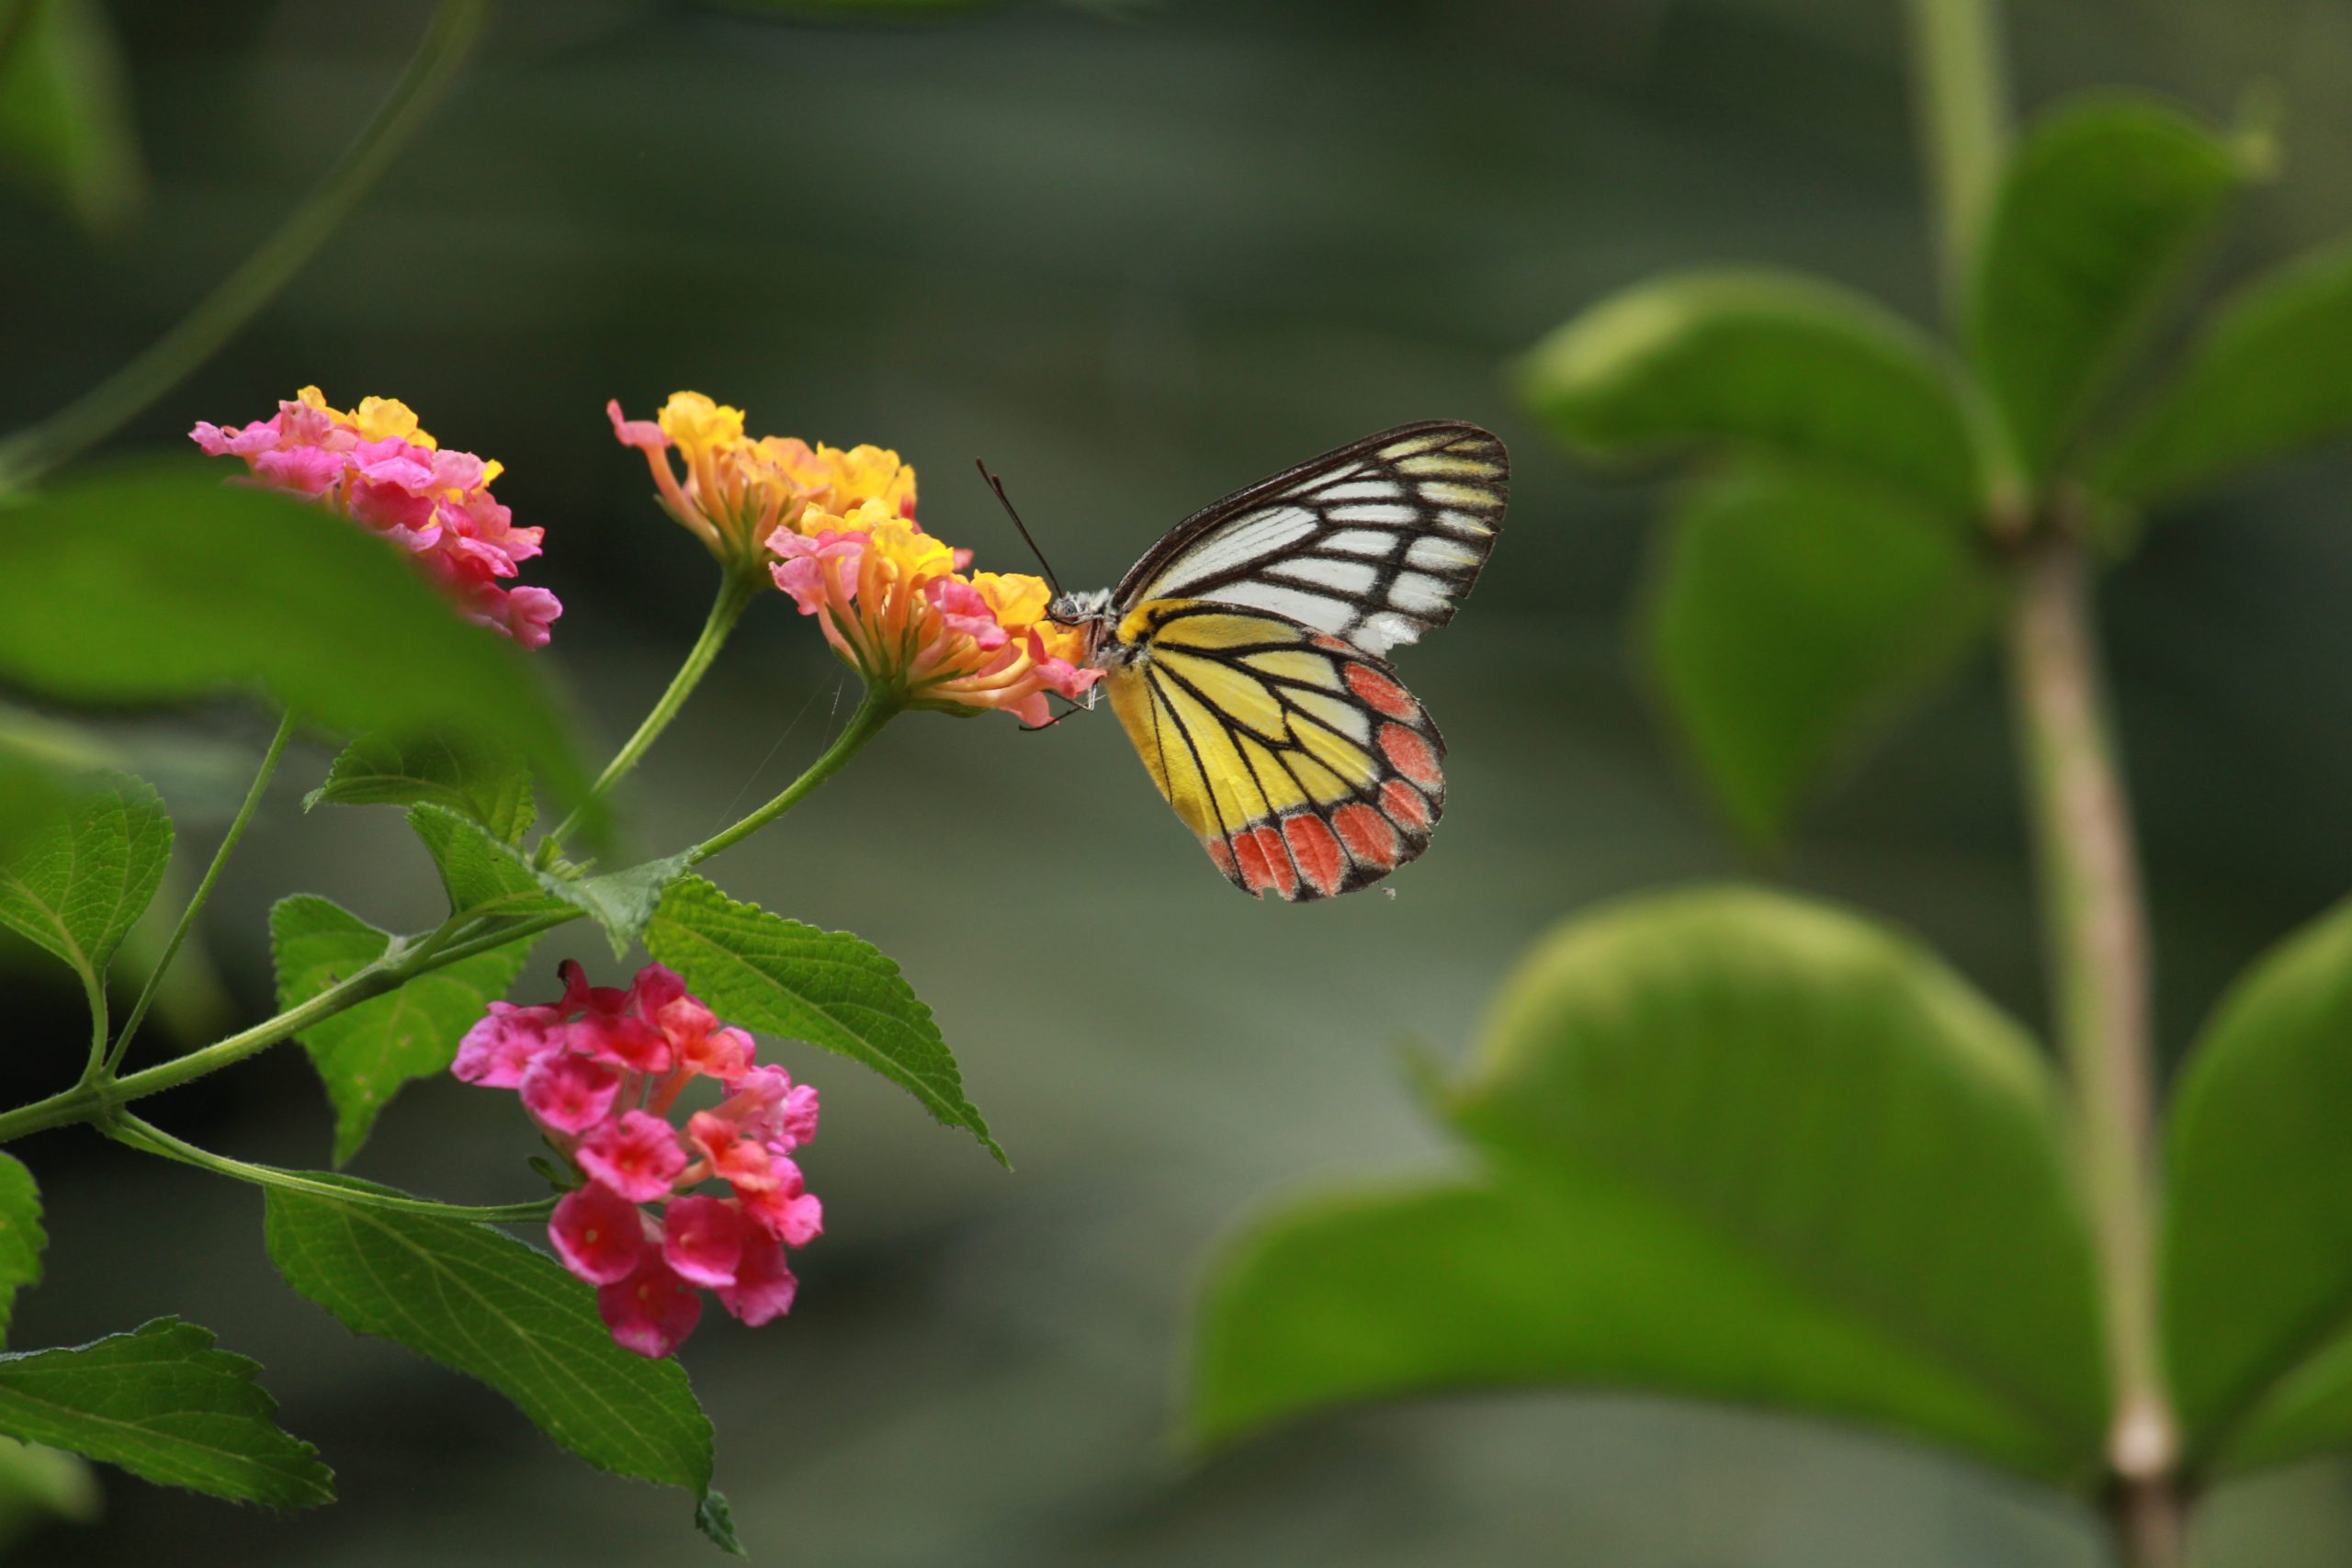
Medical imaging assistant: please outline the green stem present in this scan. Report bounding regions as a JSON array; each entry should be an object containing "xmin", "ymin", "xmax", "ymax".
[
  {"xmin": 1905, "ymin": 0, "xmax": 2010, "ymax": 312},
  {"xmin": 109, "ymin": 1114, "xmax": 556, "ymax": 1223},
  {"xmin": 0, "ymin": 0, "xmax": 491, "ymax": 491},
  {"xmin": 0, "ymin": 678, "xmax": 888, "ymax": 1145},
  {"xmin": 75, "ymin": 967, "xmax": 107, "ymax": 1086},
  {"xmin": 687, "ymin": 688, "xmax": 898, "ymax": 865},
  {"xmin": 105, "ymin": 712, "xmax": 295, "ymax": 1076},
  {"xmin": 2010, "ymin": 536, "xmax": 2181, "ymax": 1566},
  {"xmin": 542, "ymin": 568, "xmax": 765, "ymax": 859}
]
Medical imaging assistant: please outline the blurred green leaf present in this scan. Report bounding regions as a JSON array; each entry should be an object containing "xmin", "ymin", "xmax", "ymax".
[
  {"xmin": 270, "ymin": 895, "xmax": 537, "ymax": 1166},
  {"xmin": 308, "ymin": 732, "xmax": 535, "ymax": 843},
  {"xmin": 0, "ymin": 1155, "xmax": 40, "ymax": 1347},
  {"xmin": 0, "ymin": 0, "xmax": 143, "ymax": 232},
  {"xmin": 1191, "ymin": 887, "xmax": 2107, "ymax": 1485},
  {"xmin": 1967, "ymin": 94, "xmax": 2247, "ymax": 483},
  {"xmin": 2094, "ymin": 243, "xmax": 2352, "ymax": 505},
  {"xmin": 0, "ymin": 1319, "xmax": 331, "ymax": 1508},
  {"xmin": 0, "ymin": 770, "xmax": 169, "ymax": 983},
  {"xmin": 1646, "ymin": 466, "xmax": 1996, "ymax": 844},
  {"xmin": 264, "ymin": 1186, "xmax": 714, "ymax": 1499},
  {"xmin": 2164, "ymin": 895, "xmax": 2352, "ymax": 1476},
  {"xmin": 1519, "ymin": 269, "xmax": 1985, "ymax": 516},
  {"xmin": 0, "ymin": 463, "xmax": 587, "ymax": 807},
  {"xmin": 646, "ymin": 874, "xmax": 1005, "ymax": 1165},
  {"xmin": 0, "ymin": 1435, "xmax": 99, "ymax": 1538}
]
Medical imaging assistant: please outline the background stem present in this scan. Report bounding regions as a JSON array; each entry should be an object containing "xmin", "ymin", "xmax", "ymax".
[
  {"xmin": 1905, "ymin": 0, "xmax": 2010, "ymax": 310},
  {"xmin": 0, "ymin": 0, "xmax": 490, "ymax": 491},
  {"xmin": 2011, "ymin": 539, "xmax": 2180, "ymax": 1564}
]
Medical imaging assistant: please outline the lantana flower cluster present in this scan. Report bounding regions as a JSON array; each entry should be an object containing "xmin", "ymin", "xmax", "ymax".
[
  {"xmin": 192, "ymin": 387, "xmax": 560, "ymax": 648},
  {"xmin": 610, "ymin": 390, "xmax": 1102, "ymax": 727},
  {"xmin": 453, "ymin": 961, "xmax": 822, "ymax": 1358}
]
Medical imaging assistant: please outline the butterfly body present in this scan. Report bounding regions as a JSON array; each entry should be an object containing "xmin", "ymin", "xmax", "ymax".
[{"xmin": 1046, "ymin": 421, "xmax": 1507, "ymax": 901}]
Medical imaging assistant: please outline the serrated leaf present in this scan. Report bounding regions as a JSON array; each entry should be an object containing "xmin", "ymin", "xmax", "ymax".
[
  {"xmin": 270, "ymin": 895, "xmax": 537, "ymax": 1165},
  {"xmin": 2093, "ymin": 242, "xmax": 2352, "ymax": 505},
  {"xmin": 1968, "ymin": 93, "xmax": 2249, "ymax": 482},
  {"xmin": 0, "ymin": 463, "xmax": 587, "ymax": 808},
  {"xmin": 1190, "ymin": 888, "xmax": 2107, "ymax": 1485},
  {"xmin": 646, "ymin": 875, "xmax": 1004, "ymax": 1165},
  {"xmin": 0, "ymin": 771, "xmax": 170, "ymax": 983},
  {"xmin": 1646, "ymin": 466, "xmax": 1997, "ymax": 843},
  {"xmin": 0, "ymin": 1156, "xmax": 42, "ymax": 1348},
  {"xmin": 405, "ymin": 805, "xmax": 567, "ymax": 922},
  {"xmin": 1518, "ymin": 268, "xmax": 1985, "ymax": 516},
  {"xmin": 2164, "ymin": 895, "xmax": 2352, "ymax": 1476},
  {"xmin": 0, "ymin": 0, "xmax": 143, "ymax": 233},
  {"xmin": 0, "ymin": 1318, "xmax": 331, "ymax": 1508},
  {"xmin": 402, "ymin": 804, "xmax": 679, "ymax": 955},
  {"xmin": 695, "ymin": 1489, "xmax": 745, "ymax": 1555},
  {"xmin": 308, "ymin": 731, "xmax": 534, "ymax": 842},
  {"xmin": 263, "ymin": 1185, "xmax": 713, "ymax": 1497},
  {"xmin": 555, "ymin": 853, "xmax": 695, "ymax": 961}
]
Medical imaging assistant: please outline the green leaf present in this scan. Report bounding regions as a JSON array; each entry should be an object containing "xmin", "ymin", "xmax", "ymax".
[
  {"xmin": 0, "ymin": 770, "xmax": 169, "ymax": 982},
  {"xmin": 0, "ymin": 1318, "xmax": 331, "ymax": 1508},
  {"xmin": 2094, "ymin": 243, "xmax": 2352, "ymax": 505},
  {"xmin": 405, "ymin": 805, "xmax": 567, "ymax": 922},
  {"xmin": 0, "ymin": 1436, "xmax": 99, "ymax": 1532},
  {"xmin": 0, "ymin": 462, "xmax": 587, "ymax": 808},
  {"xmin": 557, "ymin": 852, "xmax": 695, "ymax": 962},
  {"xmin": 270, "ymin": 896, "xmax": 537, "ymax": 1166},
  {"xmin": 308, "ymin": 731, "xmax": 535, "ymax": 842},
  {"xmin": 263, "ymin": 1185, "xmax": 714, "ymax": 1499},
  {"xmin": 1968, "ymin": 94, "xmax": 2249, "ymax": 483},
  {"xmin": 695, "ymin": 1490, "xmax": 745, "ymax": 1556},
  {"xmin": 1518, "ymin": 268, "xmax": 1985, "ymax": 516},
  {"xmin": 1189, "ymin": 887, "xmax": 2108, "ymax": 1485},
  {"xmin": 646, "ymin": 875, "xmax": 1005, "ymax": 1165},
  {"xmin": 2163, "ymin": 895, "xmax": 2352, "ymax": 1476},
  {"xmin": 402, "ymin": 804, "xmax": 682, "ymax": 956},
  {"xmin": 0, "ymin": 1156, "xmax": 42, "ymax": 1347},
  {"xmin": 0, "ymin": 0, "xmax": 144, "ymax": 232},
  {"xmin": 1646, "ymin": 466, "xmax": 1997, "ymax": 844}
]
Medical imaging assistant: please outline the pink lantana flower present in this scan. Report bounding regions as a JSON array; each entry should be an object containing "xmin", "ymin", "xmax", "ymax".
[
  {"xmin": 452, "ymin": 959, "xmax": 826, "ymax": 1358},
  {"xmin": 768, "ymin": 508, "xmax": 1101, "ymax": 727},
  {"xmin": 191, "ymin": 387, "xmax": 561, "ymax": 648}
]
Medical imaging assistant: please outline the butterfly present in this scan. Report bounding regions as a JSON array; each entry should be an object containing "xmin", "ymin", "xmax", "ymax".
[{"xmin": 1039, "ymin": 421, "xmax": 1508, "ymax": 901}]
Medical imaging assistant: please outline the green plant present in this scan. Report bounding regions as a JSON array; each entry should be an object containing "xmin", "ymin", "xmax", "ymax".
[{"xmin": 1185, "ymin": 3, "xmax": 2352, "ymax": 1563}]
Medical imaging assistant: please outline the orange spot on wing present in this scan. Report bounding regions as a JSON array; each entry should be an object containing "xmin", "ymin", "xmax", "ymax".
[
  {"xmin": 1381, "ymin": 778, "xmax": 1432, "ymax": 832},
  {"xmin": 1249, "ymin": 825, "xmax": 1299, "ymax": 899},
  {"xmin": 1378, "ymin": 723, "xmax": 1443, "ymax": 791},
  {"xmin": 1232, "ymin": 829, "xmax": 1277, "ymax": 896},
  {"xmin": 1310, "ymin": 634, "xmax": 1351, "ymax": 653},
  {"xmin": 1344, "ymin": 662, "xmax": 1417, "ymax": 720},
  {"xmin": 1204, "ymin": 838, "xmax": 1238, "ymax": 880},
  {"xmin": 1282, "ymin": 816, "xmax": 1345, "ymax": 897},
  {"xmin": 1333, "ymin": 803, "xmax": 1399, "ymax": 871}
]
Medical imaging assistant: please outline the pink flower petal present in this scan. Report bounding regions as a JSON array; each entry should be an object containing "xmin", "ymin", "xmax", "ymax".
[
  {"xmin": 575, "ymin": 1110, "xmax": 688, "ymax": 1202},
  {"xmin": 597, "ymin": 1252, "xmax": 704, "ymax": 1358},
  {"xmin": 716, "ymin": 1237, "xmax": 798, "ymax": 1326},
  {"xmin": 549, "ymin": 1181, "xmax": 647, "ymax": 1285},
  {"xmin": 450, "ymin": 1001, "xmax": 564, "ymax": 1088},
  {"xmin": 519, "ymin": 1051, "xmax": 622, "ymax": 1134},
  {"xmin": 607, "ymin": 399, "xmax": 670, "ymax": 451},
  {"xmin": 661, "ymin": 1195, "xmax": 746, "ymax": 1289}
]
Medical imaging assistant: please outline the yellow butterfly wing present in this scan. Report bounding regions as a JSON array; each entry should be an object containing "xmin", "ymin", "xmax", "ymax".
[{"xmin": 1102, "ymin": 600, "xmax": 1445, "ymax": 900}]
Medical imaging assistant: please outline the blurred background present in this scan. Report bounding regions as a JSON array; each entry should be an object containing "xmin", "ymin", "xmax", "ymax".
[{"xmin": 9, "ymin": 0, "xmax": 2352, "ymax": 1561}]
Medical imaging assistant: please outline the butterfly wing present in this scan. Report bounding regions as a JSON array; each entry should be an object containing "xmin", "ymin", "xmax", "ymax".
[
  {"xmin": 1111, "ymin": 421, "xmax": 1508, "ymax": 658},
  {"xmin": 1102, "ymin": 600, "xmax": 1446, "ymax": 900}
]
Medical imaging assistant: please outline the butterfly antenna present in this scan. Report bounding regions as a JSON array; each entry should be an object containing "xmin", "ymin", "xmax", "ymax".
[{"xmin": 975, "ymin": 458, "xmax": 1062, "ymax": 597}]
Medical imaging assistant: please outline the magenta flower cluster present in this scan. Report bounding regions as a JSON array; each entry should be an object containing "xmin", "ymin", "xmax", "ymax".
[
  {"xmin": 454, "ymin": 961, "xmax": 822, "ymax": 1357},
  {"xmin": 191, "ymin": 388, "xmax": 560, "ymax": 648}
]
